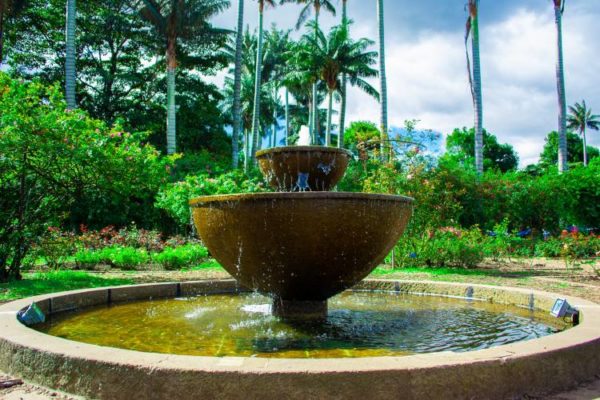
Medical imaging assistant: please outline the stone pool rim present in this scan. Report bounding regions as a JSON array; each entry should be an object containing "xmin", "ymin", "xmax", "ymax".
[
  {"xmin": 188, "ymin": 191, "xmax": 415, "ymax": 207},
  {"xmin": 1, "ymin": 279, "xmax": 599, "ymax": 400}
]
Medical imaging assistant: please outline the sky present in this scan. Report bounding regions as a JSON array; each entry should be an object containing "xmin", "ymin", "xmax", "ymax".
[{"xmin": 211, "ymin": 0, "xmax": 600, "ymax": 166}]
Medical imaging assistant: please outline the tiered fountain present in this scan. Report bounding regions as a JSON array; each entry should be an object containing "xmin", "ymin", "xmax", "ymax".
[
  {"xmin": 190, "ymin": 145, "xmax": 414, "ymax": 318},
  {"xmin": 2, "ymin": 147, "xmax": 596, "ymax": 400}
]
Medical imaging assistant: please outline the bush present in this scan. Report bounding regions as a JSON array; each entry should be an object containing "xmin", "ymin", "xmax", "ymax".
[
  {"xmin": 394, "ymin": 228, "xmax": 486, "ymax": 269},
  {"xmin": 74, "ymin": 244, "xmax": 210, "ymax": 271},
  {"xmin": 75, "ymin": 246, "xmax": 150, "ymax": 270},
  {"xmin": 37, "ymin": 227, "xmax": 78, "ymax": 269},
  {"xmin": 0, "ymin": 73, "xmax": 173, "ymax": 281},
  {"xmin": 156, "ymin": 169, "xmax": 267, "ymax": 229},
  {"xmin": 535, "ymin": 233, "xmax": 600, "ymax": 259},
  {"xmin": 152, "ymin": 244, "xmax": 209, "ymax": 270}
]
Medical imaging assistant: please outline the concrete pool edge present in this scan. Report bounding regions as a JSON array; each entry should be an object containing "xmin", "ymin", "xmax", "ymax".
[{"xmin": 0, "ymin": 279, "xmax": 599, "ymax": 400}]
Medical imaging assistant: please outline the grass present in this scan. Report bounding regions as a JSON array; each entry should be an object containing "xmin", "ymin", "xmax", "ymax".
[
  {"xmin": 371, "ymin": 266, "xmax": 532, "ymax": 277},
  {"xmin": 182, "ymin": 259, "xmax": 223, "ymax": 272},
  {"xmin": 0, "ymin": 270, "xmax": 134, "ymax": 302}
]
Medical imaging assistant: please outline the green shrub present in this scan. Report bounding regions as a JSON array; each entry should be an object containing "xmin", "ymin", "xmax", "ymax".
[
  {"xmin": 75, "ymin": 246, "xmax": 149, "ymax": 270},
  {"xmin": 534, "ymin": 234, "xmax": 600, "ymax": 259},
  {"xmin": 395, "ymin": 228, "xmax": 485, "ymax": 269},
  {"xmin": 152, "ymin": 244, "xmax": 209, "ymax": 270},
  {"xmin": 0, "ymin": 73, "xmax": 173, "ymax": 281},
  {"xmin": 156, "ymin": 169, "xmax": 267, "ymax": 229}
]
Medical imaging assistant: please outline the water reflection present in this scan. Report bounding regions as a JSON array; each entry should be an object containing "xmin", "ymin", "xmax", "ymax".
[{"xmin": 36, "ymin": 291, "xmax": 566, "ymax": 359}]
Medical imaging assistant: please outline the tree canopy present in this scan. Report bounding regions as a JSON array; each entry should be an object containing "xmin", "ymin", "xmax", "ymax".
[{"xmin": 445, "ymin": 127, "xmax": 519, "ymax": 172}]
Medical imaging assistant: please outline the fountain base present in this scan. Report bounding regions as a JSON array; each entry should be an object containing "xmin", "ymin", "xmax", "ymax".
[{"xmin": 272, "ymin": 298, "xmax": 328, "ymax": 319}]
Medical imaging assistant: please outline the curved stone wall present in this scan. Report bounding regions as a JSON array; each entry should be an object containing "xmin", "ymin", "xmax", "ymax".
[{"xmin": 1, "ymin": 279, "xmax": 599, "ymax": 400}]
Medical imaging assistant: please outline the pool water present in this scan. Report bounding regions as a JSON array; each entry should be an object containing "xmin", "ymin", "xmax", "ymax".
[{"xmin": 36, "ymin": 291, "xmax": 566, "ymax": 358}]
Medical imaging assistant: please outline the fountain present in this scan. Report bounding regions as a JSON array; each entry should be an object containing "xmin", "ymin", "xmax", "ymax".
[
  {"xmin": 1, "ymin": 146, "xmax": 599, "ymax": 399},
  {"xmin": 190, "ymin": 145, "xmax": 413, "ymax": 318}
]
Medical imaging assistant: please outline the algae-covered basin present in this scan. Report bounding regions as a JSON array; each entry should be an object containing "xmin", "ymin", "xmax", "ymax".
[
  {"xmin": 256, "ymin": 146, "xmax": 352, "ymax": 192},
  {"xmin": 190, "ymin": 192, "xmax": 413, "ymax": 302}
]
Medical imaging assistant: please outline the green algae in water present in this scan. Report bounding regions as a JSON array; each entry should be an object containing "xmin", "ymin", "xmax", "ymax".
[{"xmin": 35, "ymin": 292, "xmax": 567, "ymax": 359}]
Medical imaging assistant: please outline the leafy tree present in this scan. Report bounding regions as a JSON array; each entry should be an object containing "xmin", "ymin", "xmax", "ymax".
[
  {"xmin": 343, "ymin": 121, "xmax": 380, "ymax": 164},
  {"xmin": 567, "ymin": 100, "xmax": 600, "ymax": 166},
  {"xmin": 539, "ymin": 131, "xmax": 599, "ymax": 168},
  {"xmin": 553, "ymin": 0, "xmax": 568, "ymax": 173},
  {"xmin": 0, "ymin": 73, "xmax": 173, "ymax": 281},
  {"xmin": 0, "ymin": 0, "xmax": 27, "ymax": 65},
  {"xmin": 465, "ymin": 0, "xmax": 483, "ymax": 175},
  {"xmin": 136, "ymin": 0, "xmax": 230, "ymax": 154},
  {"xmin": 445, "ymin": 127, "xmax": 519, "ymax": 172},
  {"xmin": 6, "ymin": 0, "xmax": 229, "ymax": 156}
]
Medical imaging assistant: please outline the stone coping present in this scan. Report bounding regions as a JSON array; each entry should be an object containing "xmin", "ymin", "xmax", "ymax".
[
  {"xmin": 189, "ymin": 191, "xmax": 415, "ymax": 206},
  {"xmin": 255, "ymin": 146, "xmax": 353, "ymax": 158},
  {"xmin": 0, "ymin": 279, "xmax": 599, "ymax": 400}
]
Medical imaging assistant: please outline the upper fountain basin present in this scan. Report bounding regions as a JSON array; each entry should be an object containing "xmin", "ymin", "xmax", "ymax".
[
  {"xmin": 256, "ymin": 146, "xmax": 353, "ymax": 192},
  {"xmin": 190, "ymin": 192, "xmax": 413, "ymax": 302}
]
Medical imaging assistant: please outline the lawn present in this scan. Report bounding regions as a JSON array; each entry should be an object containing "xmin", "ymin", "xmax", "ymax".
[{"xmin": 0, "ymin": 271, "xmax": 133, "ymax": 302}]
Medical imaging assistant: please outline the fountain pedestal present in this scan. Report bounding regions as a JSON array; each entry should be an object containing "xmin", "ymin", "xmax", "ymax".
[{"xmin": 272, "ymin": 299, "xmax": 328, "ymax": 319}]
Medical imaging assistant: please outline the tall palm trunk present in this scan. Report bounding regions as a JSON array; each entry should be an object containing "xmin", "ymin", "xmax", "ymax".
[
  {"xmin": 232, "ymin": 0, "xmax": 244, "ymax": 168},
  {"xmin": 326, "ymin": 90, "xmax": 333, "ymax": 146},
  {"xmin": 582, "ymin": 126, "xmax": 588, "ymax": 166},
  {"xmin": 166, "ymin": 37, "xmax": 177, "ymax": 155},
  {"xmin": 272, "ymin": 105, "xmax": 277, "ymax": 147},
  {"xmin": 470, "ymin": 0, "xmax": 483, "ymax": 175},
  {"xmin": 377, "ymin": 0, "xmax": 389, "ymax": 161},
  {"xmin": 311, "ymin": 7, "xmax": 320, "ymax": 145},
  {"xmin": 65, "ymin": 0, "xmax": 77, "ymax": 109},
  {"xmin": 555, "ymin": 1, "xmax": 568, "ymax": 173},
  {"xmin": 285, "ymin": 88, "xmax": 290, "ymax": 145},
  {"xmin": 251, "ymin": 2, "xmax": 265, "ymax": 164},
  {"xmin": 244, "ymin": 129, "xmax": 249, "ymax": 171},
  {"xmin": 338, "ymin": 0, "xmax": 348, "ymax": 148}
]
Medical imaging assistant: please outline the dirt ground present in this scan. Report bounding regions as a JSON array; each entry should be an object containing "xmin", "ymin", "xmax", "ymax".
[{"xmin": 1, "ymin": 258, "xmax": 599, "ymax": 400}]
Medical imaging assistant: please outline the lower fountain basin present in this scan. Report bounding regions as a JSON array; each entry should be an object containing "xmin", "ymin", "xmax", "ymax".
[{"xmin": 190, "ymin": 192, "xmax": 413, "ymax": 311}]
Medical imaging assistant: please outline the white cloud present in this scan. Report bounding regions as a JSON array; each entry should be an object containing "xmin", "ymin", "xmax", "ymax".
[
  {"xmin": 211, "ymin": 2, "xmax": 600, "ymax": 167},
  {"xmin": 345, "ymin": 6, "xmax": 600, "ymax": 167}
]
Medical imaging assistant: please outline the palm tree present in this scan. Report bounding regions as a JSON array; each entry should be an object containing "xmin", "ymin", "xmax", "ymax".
[
  {"xmin": 65, "ymin": 0, "xmax": 77, "ymax": 109},
  {"xmin": 223, "ymin": 73, "xmax": 273, "ymax": 171},
  {"xmin": 263, "ymin": 27, "xmax": 292, "ymax": 148},
  {"xmin": 567, "ymin": 100, "xmax": 600, "ymax": 166},
  {"xmin": 297, "ymin": 24, "xmax": 378, "ymax": 146},
  {"xmin": 136, "ymin": 0, "xmax": 230, "ymax": 155},
  {"xmin": 223, "ymin": 28, "xmax": 277, "ymax": 170},
  {"xmin": 466, "ymin": 0, "xmax": 483, "ymax": 175},
  {"xmin": 338, "ymin": 0, "xmax": 348, "ymax": 148},
  {"xmin": 250, "ymin": 0, "xmax": 276, "ymax": 164},
  {"xmin": 281, "ymin": 0, "xmax": 335, "ymax": 144},
  {"xmin": 376, "ymin": 0, "xmax": 389, "ymax": 160},
  {"xmin": 231, "ymin": 0, "xmax": 244, "ymax": 168},
  {"xmin": 553, "ymin": 0, "xmax": 568, "ymax": 173},
  {"xmin": 0, "ymin": 0, "xmax": 27, "ymax": 66}
]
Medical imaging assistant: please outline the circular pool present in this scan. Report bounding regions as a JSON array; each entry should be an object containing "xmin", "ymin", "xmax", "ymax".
[{"xmin": 35, "ymin": 291, "xmax": 565, "ymax": 359}]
